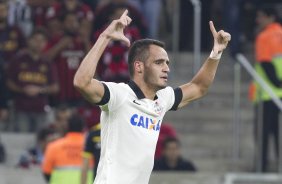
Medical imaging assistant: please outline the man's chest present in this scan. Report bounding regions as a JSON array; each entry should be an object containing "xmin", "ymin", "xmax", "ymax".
[{"xmin": 116, "ymin": 97, "xmax": 166, "ymax": 133}]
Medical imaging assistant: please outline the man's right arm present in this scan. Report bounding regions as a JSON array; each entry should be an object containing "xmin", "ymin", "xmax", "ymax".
[
  {"xmin": 74, "ymin": 10, "xmax": 131, "ymax": 104},
  {"xmin": 73, "ymin": 35, "xmax": 111, "ymax": 104},
  {"xmin": 255, "ymin": 33, "xmax": 282, "ymax": 88}
]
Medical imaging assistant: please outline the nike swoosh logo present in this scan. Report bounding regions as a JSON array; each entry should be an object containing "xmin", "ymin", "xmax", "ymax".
[{"xmin": 133, "ymin": 100, "xmax": 141, "ymax": 105}]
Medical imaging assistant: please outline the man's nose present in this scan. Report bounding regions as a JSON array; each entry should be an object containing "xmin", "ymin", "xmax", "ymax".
[{"xmin": 163, "ymin": 63, "xmax": 170, "ymax": 73}]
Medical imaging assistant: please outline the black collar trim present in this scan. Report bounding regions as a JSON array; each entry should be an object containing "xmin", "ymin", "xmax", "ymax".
[{"xmin": 128, "ymin": 80, "xmax": 158, "ymax": 100}]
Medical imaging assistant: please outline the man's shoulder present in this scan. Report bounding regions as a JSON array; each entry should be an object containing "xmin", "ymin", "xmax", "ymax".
[
  {"xmin": 103, "ymin": 81, "xmax": 127, "ymax": 86},
  {"xmin": 47, "ymin": 137, "xmax": 66, "ymax": 149},
  {"xmin": 259, "ymin": 24, "xmax": 281, "ymax": 38},
  {"xmin": 156, "ymin": 86, "xmax": 174, "ymax": 96},
  {"xmin": 104, "ymin": 82, "xmax": 129, "ymax": 91}
]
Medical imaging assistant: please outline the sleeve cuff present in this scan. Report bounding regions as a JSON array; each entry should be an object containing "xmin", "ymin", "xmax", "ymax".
[
  {"xmin": 95, "ymin": 83, "xmax": 110, "ymax": 105},
  {"xmin": 170, "ymin": 87, "xmax": 183, "ymax": 111}
]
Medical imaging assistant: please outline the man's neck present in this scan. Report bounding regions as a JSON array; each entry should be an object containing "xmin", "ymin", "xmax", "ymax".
[{"xmin": 132, "ymin": 79, "xmax": 157, "ymax": 100}]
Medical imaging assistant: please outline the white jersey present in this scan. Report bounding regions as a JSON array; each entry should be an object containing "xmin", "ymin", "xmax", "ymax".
[{"xmin": 94, "ymin": 81, "xmax": 182, "ymax": 184}]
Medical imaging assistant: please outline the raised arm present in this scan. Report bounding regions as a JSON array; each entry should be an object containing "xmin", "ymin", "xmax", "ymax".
[
  {"xmin": 178, "ymin": 21, "xmax": 231, "ymax": 108},
  {"xmin": 74, "ymin": 10, "xmax": 132, "ymax": 104}
]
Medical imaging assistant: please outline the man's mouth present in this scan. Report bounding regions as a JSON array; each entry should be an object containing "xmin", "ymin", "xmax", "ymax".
[{"xmin": 161, "ymin": 76, "xmax": 168, "ymax": 81}]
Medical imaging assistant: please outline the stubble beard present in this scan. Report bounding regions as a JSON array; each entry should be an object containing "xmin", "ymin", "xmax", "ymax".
[{"xmin": 143, "ymin": 70, "xmax": 167, "ymax": 92}]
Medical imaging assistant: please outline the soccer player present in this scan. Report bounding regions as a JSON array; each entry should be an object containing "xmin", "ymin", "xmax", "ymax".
[{"xmin": 74, "ymin": 10, "xmax": 231, "ymax": 184}]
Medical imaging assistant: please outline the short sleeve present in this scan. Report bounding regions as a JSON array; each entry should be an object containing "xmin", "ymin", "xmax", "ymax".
[
  {"xmin": 100, "ymin": 82, "xmax": 128, "ymax": 112},
  {"xmin": 157, "ymin": 87, "xmax": 182, "ymax": 112},
  {"xmin": 41, "ymin": 144, "xmax": 55, "ymax": 174}
]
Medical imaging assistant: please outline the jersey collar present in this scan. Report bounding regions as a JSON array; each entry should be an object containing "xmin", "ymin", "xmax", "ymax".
[{"xmin": 128, "ymin": 80, "xmax": 158, "ymax": 100}]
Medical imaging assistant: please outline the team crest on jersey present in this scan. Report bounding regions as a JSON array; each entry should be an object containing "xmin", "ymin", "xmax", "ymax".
[
  {"xmin": 153, "ymin": 101, "xmax": 163, "ymax": 115},
  {"xmin": 130, "ymin": 114, "xmax": 161, "ymax": 132}
]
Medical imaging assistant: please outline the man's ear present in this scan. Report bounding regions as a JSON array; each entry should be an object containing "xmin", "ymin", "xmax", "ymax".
[{"xmin": 134, "ymin": 61, "xmax": 143, "ymax": 74}]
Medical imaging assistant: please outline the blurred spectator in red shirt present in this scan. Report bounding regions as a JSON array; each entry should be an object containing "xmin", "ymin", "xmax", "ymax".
[
  {"xmin": 7, "ymin": 28, "xmax": 59, "ymax": 132},
  {"xmin": 94, "ymin": 4, "xmax": 142, "ymax": 82},
  {"xmin": 94, "ymin": 0, "xmax": 147, "ymax": 37},
  {"xmin": 46, "ymin": 0, "xmax": 94, "ymax": 46},
  {"xmin": 77, "ymin": 104, "xmax": 100, "ymax": 130},
  {"xmin": 155, "ymin": 122, "xmax": 178, "ymax": 159},
  {"xmin": 154, "ymin": 137, "xmax": 197, "ymax": 171},
  {"xmin": 30, "ymin": 0, "xmax": 57, "ymax": 27},
  {"xmin": 45, "ymin": 13, "xmax": 90, "ymax": 107}
]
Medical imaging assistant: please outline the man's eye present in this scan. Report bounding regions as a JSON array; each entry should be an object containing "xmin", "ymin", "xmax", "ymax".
[{"xmin": 155, "ymin": 61, "xmax": 162, "ymax": 64}]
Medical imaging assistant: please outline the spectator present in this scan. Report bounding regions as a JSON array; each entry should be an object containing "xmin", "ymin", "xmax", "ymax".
[
  {"xmin": 46, "ymin": 0, "xmax": 93, "ymax": 22},
  {"xmin": 42, "ymin": 114, "xmax": 92, "ymax": 184},
  {"xmin": 94, "ymin": 4, "xmax": 142, "ymax": 82},
  {"xmin": 44, "ymin": 16, "xmax": 63, "ymax": 47},
  {"xmin": 77, "ymin": 104, "xmax": 100, "ymax": 130},
  {"xmin": 45, "ymin": 13, "xmax": 90, "ymax": 107},
  {"xmin": 46, "ymin": 0, "xmax": 94, "ymax": 44},
  {"xmin": 0, "ymin": 0, "xmax": 25, "ymax": 65},
  {"xmin": 6, "ymin": 28, "xmax": 59, "ymax": 132},
  {"xmin": 0, "ymin": 1, "xmax": 25, "ymax": 129},
  {"xmin": 153, "ymin": 137, "xmax": 196, "ymax": 171},
  {"xmin": 94, "ymin": 0, "xmax": 147, "ymax": 37},
  {"xmin": 30, "ymin": 0, "xmax": 58, "ymax": 27},
  {"xmin": 129, "ymin": 0, "xmax": 161, "ymax": 39},
  {"xmin": 155, "ymin": 122, "xmax": 178, "ymax": 159},
  {"xmin": 252, "ymin": 6, "xmax": 282, "ymax": 172}
]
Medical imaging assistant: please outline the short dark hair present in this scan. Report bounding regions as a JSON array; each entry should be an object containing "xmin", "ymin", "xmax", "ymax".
[
  {"xmin": 163, "ymin": 137, "xmax": 180, "ymax": 149},
  {"xmin": 67, "ymin": 114, "xmax": 85, "ymax": 132},
  {"xmin": 257, "ymin": 6, "xmax": 278, "ymax": 20},
  {"xmin": 128, "ymin": 39, "xmax": 165, "ymax": 77}
]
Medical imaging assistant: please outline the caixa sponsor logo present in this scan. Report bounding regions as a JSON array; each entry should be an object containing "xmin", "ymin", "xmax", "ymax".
[{"xmin": 130, "ymin": 114, "xmax": 161, "ymax": 131}]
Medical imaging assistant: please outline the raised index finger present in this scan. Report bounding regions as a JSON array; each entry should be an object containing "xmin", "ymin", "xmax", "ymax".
[
  {"xmin": 209, "ymin": 21, "xmax": 217, "ymax": 37},
  {"xmin": 120, "ymin": 9, "xmax": 128, "ymax": 19}
]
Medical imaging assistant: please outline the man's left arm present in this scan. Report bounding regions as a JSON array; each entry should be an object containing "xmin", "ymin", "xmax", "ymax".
[
  {"xmin": 41, "ymin": 144, "xmax": 55, "ymax": 182},
  {"xmin": 178, "ymin": 21, "xmax": 231, "ymax": 108}
]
